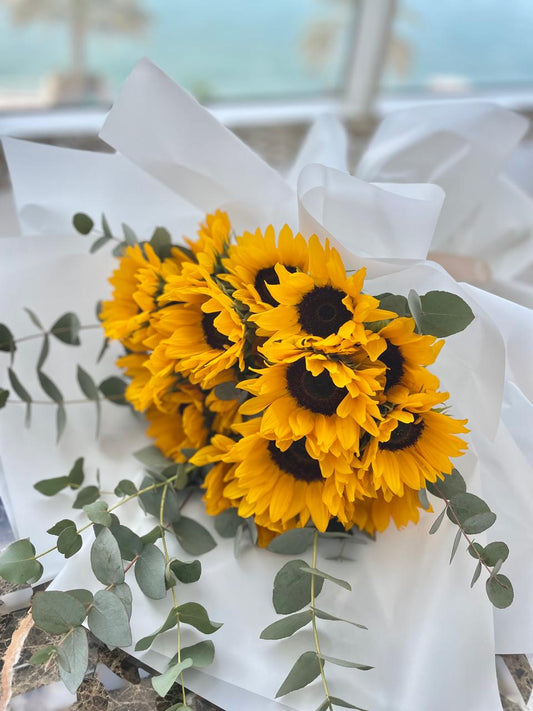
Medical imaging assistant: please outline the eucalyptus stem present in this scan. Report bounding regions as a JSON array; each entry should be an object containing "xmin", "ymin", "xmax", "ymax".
[
  {"xmin": 34, "ymin": 473, "xmax": 182, "ymax": 561},
  {"xmin": 310, "ymin": 530, "xmax": 333, "ymax": 711},
  {"xmin": 159, "ymin": 483, "xmax": 187, "ymax": 705},
  {"xmin": 0, "ymin": 324, "xmax": 101, "ymax": 350}
]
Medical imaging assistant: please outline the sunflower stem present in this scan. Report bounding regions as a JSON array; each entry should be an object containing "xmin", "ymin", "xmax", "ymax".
[
  {"xmin": 310, "ymin": 529, "xmax": 333, "ymax": 711},
  {"xmin": 159, "ymin": 483, "xmax": 187, "ymax": 705}
]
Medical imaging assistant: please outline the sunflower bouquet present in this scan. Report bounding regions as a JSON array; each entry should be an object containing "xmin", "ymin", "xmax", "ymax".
[{"xmin": 0, "ymin": 59, "xmax": 531, "ymax": 711}]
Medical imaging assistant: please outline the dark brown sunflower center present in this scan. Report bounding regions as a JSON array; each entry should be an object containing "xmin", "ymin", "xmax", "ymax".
[
  {"xmin": 297, "ymin": 285, "xmax": 352, "ymax": 338},
  {"xmin": 201, "ymin": 312, "xmax": 231, "ymax": 350},
  {"xmin": 286, "ymin": 359, "xmax": 347, "ymax": 416},
  {"xmin": 254, "ymin": 265, "xmax": 297, "ymax": 307},
  {"xmin": 379, "ymin": 418, "xmax": 424, "ymax": 451},
  {"xmin": 268, "ymin": 439, "xmax": 323, "ymax": 482},
  {"xmin": 379, "ymin": 342, "xmax": 404, "ymax": 390}
]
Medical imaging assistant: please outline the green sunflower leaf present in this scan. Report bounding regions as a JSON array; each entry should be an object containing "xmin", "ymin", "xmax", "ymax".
[
  {"xmin": 260, "ymin": 610, "xmax": 313, "ymax": 640},
  {"xmin": 275, "ymin": 651, "xmax": 321, "ymax": 698}
]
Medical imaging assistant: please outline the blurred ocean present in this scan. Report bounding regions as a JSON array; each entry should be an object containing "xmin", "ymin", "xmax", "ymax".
[{"xmin": 0, "ymin": 0, "xmax": 533, "ymax": 104}]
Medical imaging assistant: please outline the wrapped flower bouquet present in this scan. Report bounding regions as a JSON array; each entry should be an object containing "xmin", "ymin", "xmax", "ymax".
[{"xmin": 0, "ymin": 60, "xmax": 532, "ymax": 711}]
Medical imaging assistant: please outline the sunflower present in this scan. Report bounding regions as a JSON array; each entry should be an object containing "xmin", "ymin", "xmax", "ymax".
[
  {"xmin": 185, "ymin": 210, "xmax": 232, "ymax": 273},
  {"xmin": 239, "ymin": 350, "xmax": 385, "ymax": 460},
  {"xmin": 146, "ymin": 272, "xmax": 245, "ymax": 390},
  {"xmin": 359, "ymin": 386, "xmax": 469, "ymax": 497},
  {"xmin": 221, "ymin": 224, "xmax": 309, "ymax": 312},
  {"xmin": 347, "ymin": 486, "xmax": 428, "ymax": 536},
  {"xmin": 375, "ymin": 317, "xmax": 443, "ymax": 392},
  {"xmin": 191, "ymin": 434, "xmax": 238, "ymax": 516},
  {"xmin": 219, "ymin": 419, "xmax": 362, "ymax": 533},
  {"xmin": 145, "ymin": 400, "xmax": 208, "ymax": 463},
  {"xmin": 100, "ymin": 243, "xmax": 189, "ymax": 351},
  {"xmin": 251, "ymin": 235, "xmax": 394, "ymax": 348}
]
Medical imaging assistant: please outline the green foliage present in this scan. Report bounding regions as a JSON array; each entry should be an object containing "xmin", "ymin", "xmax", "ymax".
[
  {"xmin": 87, "ymin": 589, "xmax": 132, "ymax": 647},
  {"xmin": 37, "ymin": 333, "xmax": 49, "ymax": 370},
  {"xmin": 275, "ymin": 651, "xmax": 321, "ymax": 698},
  {"xmin": 0, "ymin": 323, "xmax": 16, "ymax": 359},
  {"xmin": 37, "ymin": 370, "xmax": 63, "ymax": 403},
  {"xmin": 486, "ymin": 574, "xmax": 514, "ymax": 608},
  {"xmin": 261, "ymin": 610, "xmax": 313, "ymax": 640},
  {"xmin": 273, "ymin": 559, "xmax": 324, "ymax": 614},
  {"xmin": 34, "ymin": 476, "xmax": 70, "ymax": 496},
  {"xmin": 299, "ymin": 566, "xmax": 351, "ymax": 591},
  {"xmin": 57, "ymin": 626, "xmax": 89, "ymax": 693},
  {"xmin": 0, "ymin": 388, "xmax": 8, "ymax": 408},
  {"xmin": 32, "ymin": 591, "xmax": 87, "ymax": 634},
  {"xmin": 112, "ymin": 582, "xmax": 133, "ymax": 619},
  {"xmin": 68, "ymin": 457, "xmax": 85, "ymax": 488},
  {"xmin": 135, "ymin": 608, "xmax": 178, "ymax": 652},
  {"xmin": 90, "ymin": 527, "xmax": 125, "ymax": 586},
  {"xmin": 29, "ymin": 645, "xmax": 56, "ymax": 665},
  {"xmin": 0, "ymin": 538, "xmax": 43, "ymax": 584},
  {"xmin": 318, "ymin": 653, "xmax": 372, "ymax": 671},
  {"xmin": 446, "ymin": 492, "xmax": 496, "ymax": 534},
  {"xmin": 316, "ymin": 698, "xmax": 367, "ymax": 711},
  {"xmin": 73, "ymin": 485, "xmax": 100, "ymax": 509},
  {"xmin": 376, "ymin": 293, "xmax": 410, "ymax": 317},
  {"xmin": 407, "ymin": 289, "xmax": 475, "ymax": 337},
  {"xmin": 177, "ymin": 602, "xmax": 222, "ymax": 634},
  {"xmin": 268, "ymin": 528, "xmax": 314, "ymax": 555},
  {"xmin": 173, "ymin": 640, "xmax": 215, "ymax": 668},
  {"xmin": 7, "ymin": 367, "xmax": 32, "ymax": 425},
  {"xmin": 312, "ymin": 607, "xmax": 367, "ymax": 629},
  {"xmin": 99, "ymin": 376, "xmax": 128, "ymax": 406},
  {"xmin": 73, "ymin": 212, "xmax": 94, "ymax": 235},
  {"xmin": 114, "ymin": 479, "xmax": 137, "ymax": 497},
  {"xmin": 122, "ymin": 223, "xmax": 138, "ymax": 245},
  {"xmin": 24, "ymin": 307, "xmax": 44, "ymax": 330},
  {"xmin": 77, "ymin": 365, "xmax": 101, "ymax": 435},
  {"xmin": 84, "ymin": 500, "xmax": 113, "ymax": 526},
  {"xmin": 138, "ymin": 476, "xmax": 181, "ymax": 523},
  {"xmin": 57, "ymin": 526, "xmax": 83, "ymax": 558},
  {"xmin": 108, "ymin": 524, "xmax": 144, "ymax": 561},
  {"xmin": 152, "ymin": 659, "xmax": 193, "ymax": 698},
  {"xmin": 51, "ymin": 313, "xmax": 81, "ymax": 346},
  {"xmin": 149, "ymin": 226, "xmax": 172, "ymax": 259},
  {"xmin": 214, "ymin": 508, "xmax": 243, "ymax": 538},
  {"xmin": 172, "ymin": 516, "xmax": 216, "ymax": 555},
  {"xmin": 168, "ymin": 558, "xmax": 201, "ymax": 584},
  {"xmin": 134, "ymin": 544, "xmax": 166, "ymax": 599}
]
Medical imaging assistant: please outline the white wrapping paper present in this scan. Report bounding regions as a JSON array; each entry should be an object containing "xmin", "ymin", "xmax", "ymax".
[{"xmin": 2, "ymin": 58, "xmax": 533, "ymax": 710}]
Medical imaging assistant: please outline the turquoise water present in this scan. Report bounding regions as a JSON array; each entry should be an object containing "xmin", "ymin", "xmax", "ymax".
[
  {"xmin": 1, "ymin": 0, "xmax": 533, "ymax": 103},
  {"xmin": 0, "ymin": 0, "xmax": 354, "ymax": 101}
]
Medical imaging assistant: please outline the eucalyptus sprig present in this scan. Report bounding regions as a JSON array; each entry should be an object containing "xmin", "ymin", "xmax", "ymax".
[
  {"xmin": 261, "ymin": 530, "xmax": 370, "ymax": 710},
  {"xmin": 426, "ymin": 468, "xmax": 514, "ymax": 608}
]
